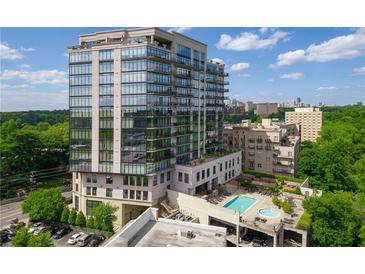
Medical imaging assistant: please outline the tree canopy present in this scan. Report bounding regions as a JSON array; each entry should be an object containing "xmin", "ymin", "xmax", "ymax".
[
  {"xmin": 21, "ymin": 188, "xmax": 66, "ymax": 222},
  {"xmin": 91, "ymin": 203, "xmax": 117, "ymax": 232}
]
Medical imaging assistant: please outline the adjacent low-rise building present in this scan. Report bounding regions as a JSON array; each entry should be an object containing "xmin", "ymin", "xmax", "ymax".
[
  {"xmin": 224, "ymin": 119, "xmax": 300, "ymax": 177},
  {"xmin": 285, "ymin": 107, "xmax": 322, "ymax": 142}
]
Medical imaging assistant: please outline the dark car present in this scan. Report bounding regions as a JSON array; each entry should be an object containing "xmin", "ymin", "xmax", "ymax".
[
  {"xmin": 252, "ymin": 237, "xmax": 266, "ymax": 247},
  {"xmin": 86, "ymin": 234, "xmax": 105, "ymax": 247},
  {"xmin": 53, "ymin": 226, "xmax": 72, "ymax": 239},
  {"xmin": 0, "ymin": 230, "xmax": 9, "ymax": 243},
  {"xmin": 45, "ymin": 225, "xmax": 60, "ymax": 236},
  {"xmin": 241, "ymin": 234, "xmax": 254, "ymax": 244}
]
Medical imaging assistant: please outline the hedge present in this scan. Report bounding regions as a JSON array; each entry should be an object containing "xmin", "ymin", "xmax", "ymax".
[{"xmin": 296, "ymin": 211, "xmax": 311, "ymax": 230}]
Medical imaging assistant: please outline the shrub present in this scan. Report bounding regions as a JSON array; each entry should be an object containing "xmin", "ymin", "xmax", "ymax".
[
  {"xmin": 272, "ymin": 196, "xmax": 282, "ymax": 208},
  {"xmin": 283, "ymin": 187, "xmax": 302, "ymax": 195},
  {"xmin": 11, "ymin": 227, "xmax": 31, "ymax": 247},
  {"xmin": 68, "ymin": 209, "xmax": 77, "ymax": 225},
  {"xmin": 27, "ymin": 232, "xmax": 54, "ymax": 247},
  {"xmin": 60, "ymin": 207, "xmax": 70, "ymax": 223},
  {"xmin": 282, "ymin": 202, "xmax": 294, "ymax": 214},
  {"xmin": 296, "ymin": 211, "xmax": 311, "ymax": 230},
  {"xmin": 75, "ymin": 211, "xmax": 86, "ymax": 227},
  {"xmin": 87, "ymin": 216, "xmax": 95, "ymax": 229}
]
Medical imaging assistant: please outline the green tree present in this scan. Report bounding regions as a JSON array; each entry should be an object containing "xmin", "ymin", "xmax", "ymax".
[
  {"xmin": 86, "ymin": 216, "xmax": 95, "ymax": 229},
  {"xmin": 60, "ymin": 207, "xmax": 70, "ymax": 223},
  {"xmin": 21, "ymin": 188, "xmax": 66, "ymax": 222},
  {"xmin": 359, "ymin": 224, "xmax": 365, "ymax": 247},
  {"xmin": 75, "ymin": 211, "xmax": 86, "ymax": 227},
  {"xmin": 68, "ymin": 209, "xmax": 77, "ymax": 225},
  {"xmin": 11, "ymin": 227, "xmax": 31, "ymax": 247},
  {"xmin": 91, "ymin": 203, "xmax": 117, "ymax": 232},
  {"xmin": 27, "ymin": 232, "xmax": 54, "ymax": 247},
  {"xmin": 303, "ymin": 191, "xmax": 360, "ymax": 246}
]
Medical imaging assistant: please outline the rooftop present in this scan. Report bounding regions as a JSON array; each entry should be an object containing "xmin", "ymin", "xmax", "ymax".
[
  {"xmin": 184, "ymin": 149, "xmax": 240, "ymax": 167},
  {"xmin": 105, "ymin": 208, "xmax": 227, "ymax": 247}
]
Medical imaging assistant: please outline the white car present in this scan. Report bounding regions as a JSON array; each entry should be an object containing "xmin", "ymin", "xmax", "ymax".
[
  {"xmin": 67, "ymin": 232, "xmax": 84, "ymax": 245},
  {"xmin": 33, "ymin": 226, "xmax": 47, "ymax": 236},
  {"xmin": 28, "ymin": 222, "xmax": 43, "ymax": 234}
]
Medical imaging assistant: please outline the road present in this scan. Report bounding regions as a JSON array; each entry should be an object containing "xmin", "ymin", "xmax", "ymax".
[{"xmin": 0, "ymin": 191, "xmax": 72, "ymax": 229}]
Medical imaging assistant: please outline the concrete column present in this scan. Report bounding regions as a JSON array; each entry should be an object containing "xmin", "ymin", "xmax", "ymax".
[
  {"xmin": 278, "ymin": 228, "xmax": 284, "ymax": 247},
  {"xmin": 236, "ymin": 224, "xmax": 240, "ymax": 246},
  {"xmin": 302, "ymin": 230, "xmax": 308, "ymax": 247},
  {"xmin": 91, "ymin": 50, "xmax": 99, "ymax": 172},
  {"xmin": 273, "ymin": 233, "xmax": 277, "ymax": 247},
  {"xmin": 113, "ymin": 48, "xmax": 121, "ymax": 173}
]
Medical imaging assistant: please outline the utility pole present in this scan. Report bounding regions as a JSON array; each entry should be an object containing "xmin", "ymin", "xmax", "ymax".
[{"xmin": 29, "ymin": 171, "xmax": 35, "ymax": 194}]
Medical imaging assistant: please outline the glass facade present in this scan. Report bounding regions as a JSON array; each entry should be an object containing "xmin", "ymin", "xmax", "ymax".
[{"xmin": 69, "ymin": 32, "xmax": 227, "ymax": 178}]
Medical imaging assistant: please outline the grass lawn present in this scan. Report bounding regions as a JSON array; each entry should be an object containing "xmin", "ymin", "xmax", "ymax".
[{"xmin": 296, "ymin": 211, "xmax": 311, "ymax": 230}]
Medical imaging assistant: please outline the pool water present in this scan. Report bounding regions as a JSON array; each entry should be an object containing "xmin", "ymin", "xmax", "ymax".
[
  {"xmin": 223, "ymin": 196, "xmax": 257, "ymax": 214},
  {"xmin": 259, "ymin": 209, "xmax": 280, "ymax": 218}
]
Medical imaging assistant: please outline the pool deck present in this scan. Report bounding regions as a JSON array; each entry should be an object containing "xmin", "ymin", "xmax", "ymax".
[{"xmin": 217, "ymin": 184, "xmax": 304, "ymax": 235}]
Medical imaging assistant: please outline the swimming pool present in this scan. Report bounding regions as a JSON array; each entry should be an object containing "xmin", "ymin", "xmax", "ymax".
[
  {"xmin": 259, "ymin": 208, "xmax": 280, "ymax": 218},
  {"xmin": 223, "ymin": 196, "xmax": 257, "ymax": 214}
]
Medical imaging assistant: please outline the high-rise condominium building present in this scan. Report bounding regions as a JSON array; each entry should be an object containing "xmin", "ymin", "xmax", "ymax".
[
  {"xmin": 285, "ymin": 107, "xmax": 322, "ymax": 142},
  {"xmin": 245, "ymin": 101, "xmax": 253, "ymax": 111},
  {"xmin": 68, "ymin": 28, "xmax": 238, "ymax": 226},
  {"xmin": 224, "ymin": 119, "xmax": 300, "ymax": 177}
]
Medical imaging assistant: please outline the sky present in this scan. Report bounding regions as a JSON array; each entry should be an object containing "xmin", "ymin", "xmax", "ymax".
[{"xmin": 1, "ymin": 27, "xmax": 364, "ymax": 111}]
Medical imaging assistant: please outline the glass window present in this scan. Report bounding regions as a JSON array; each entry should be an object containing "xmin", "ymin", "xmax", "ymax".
[
  {"xmin": 123, "ymin": 176, "xmax": 128, "ymax": 185},
  {"xmin": 106, "ymin": 175, "xmax": 113, "ymax": 184},
  {"xmin": 130, "ymin": 176, "xmax": 135, "ymax": 186},
  {"xmin": 123, "ymin": 190, "xmax": 128, "ymax": 199},
  {"xmin": 178, "ymin": 172, "xmax": 183, "ymax": 182},
  {"xmin": 143, "ymin": 191, "xmax": 148, "ymax": 201},
  {"xmin": 207, "ymin": 168, "xmax": 210, "ymax": 177},
  {"xmin": 196, "ymin": 172, "xmax": 200, "ymax": 182},
  {"xmin": 136, "ymin": 190, "xmax": 141, "ymax": 200},
  {"xmin": 99, "ymin": 50, "xmax": 114, "ymax": 61},
  {"xmin": 153, "ymin": 176, "xmax": 158, "ymax": 186},
  {"xmin": 86, "ymin": 186, "xmax": 91, "ymax": 195},
  {"xmin": 86, "ymin": 200, "xmax": 101, "ymax": 216},
  {"xmin": 129, "ymin": 190, "xmax": 135, "ymax": 199},
  {"xmin": 106, "ymin": 188, "xmax": 113, "ymax": 197},
  {"xmin": 143, "ymin": 177, "xmax": 148, "ymax": 187},
  {"xmin": 136, "ymin": 176, "xmax": 142, "ymax": 186},
  {"xmin": 92, "ymin": 175, "xmax": 97, "ymax": 183},
  {"xmin": 160, "ymin": 173, "xmax": 165, "ymax": 184},
  {"xmin": 184, "ymin": 173, "xmax": 189, "ymax": 184},
  {"xmin": 213, "ymin": 166, "xmax": 216, "ymax": 175},
  {"xmin": 86, "ymin": 175, "xmax": 91, "ymax": 183},
  {"xmin": 202, "ymin": 170, "xmax": 205, "ymax": 179},
  {"xmin": 92, "ymin": 187, "xmax": 97, "ymax": 196},
  {"xmin": 167, "ymin": 171, "xmax": 171, "ymax": 181}
]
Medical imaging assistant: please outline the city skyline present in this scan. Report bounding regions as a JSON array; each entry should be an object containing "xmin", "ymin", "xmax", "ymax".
[{"xmin": 1, "ymin": 27, "xmax": 365, "ymax": 112}]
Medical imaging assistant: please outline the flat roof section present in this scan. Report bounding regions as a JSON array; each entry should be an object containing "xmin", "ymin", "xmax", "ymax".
[{"xmin": 130, "ymin": 219, "xmax": 226, "ymax": 247}]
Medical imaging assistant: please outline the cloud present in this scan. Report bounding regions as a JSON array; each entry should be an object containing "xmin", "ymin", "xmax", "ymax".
[
  {"xmin": 0, "ymin": 43, "xmax": 35, "ymax": 60},
  {"xmin": 0, "ymin": 69, "xmax": 68, "ymax": 85},
  {"xmin": 352, "ymin": 66, "xmax": 365, "ymax": 75},
  {"xmin": 271, "ymin": 28, "xmax": 365, "ymax": 67},
  {"xmin": 280, "ymin": 72, "xmax": 304, "ymax": 80},
  {"xmin": 168, "ymin": 27, "xmax": 192, "ymax": 34},
  {"xmin": 19, "ymin": 64, "xmax": 31, "ymax": 69},
  {"xmin": 210, "ymin": 58, "xmax": 224, "ymax": 64},
  {"xmin": 1, "ymin": 86, "xmax": 68, "ymax": 111},
  {"xmin": 238, "ymin": 73, "xmax": 251, "ymax": 78},
  {"xmin": 316, "ymin": 86, "xmax": 337, "ymax": 91},
  {"xmin": 259, "ymin": 27, "xmax": 269, "ymax": 34},
  {"xmin": 216, "ymin": 29, "xmax": 290, "ymax": 51},
  {"xmin": 0, "ymin": 43, "xmax": 23, "ymax": 60},
  {"xmin": 230, "ymin": 62, "xmax": 250, "ymax": 71}
]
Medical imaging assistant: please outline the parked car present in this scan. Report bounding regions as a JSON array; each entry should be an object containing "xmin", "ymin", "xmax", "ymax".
[
  {"xmin": 77, "ymin": 233, "xmax": 93, "ymax": 247},
  {"xmin": 67, "ymin": 232, "xmax": 84, "ymax": 245},
  {"xmin": 53, "ymin": 227, "xmax": 72, "ymax": 239},
  {"xmin": 0, "ymin": 230, "xmax": 10, "ymax": 243},
  {"xmin": 45, "ymin": 225, "xmax": 60, "ymax": 236},
  {"xmin": 252, "ymin": 237, "xmax": 266, "ymax": 247},
  {"xmin": 28, "ymin": 222, "xmax": 43, "ymax": 234},
  {"xmin": 241, "ymin": 234, "xmax": 254, "ymax": 244},
  {"xmin": 86, "ymin": 234, "xmax": 105, "ymax": 247},
  {"xmin": 33, "ymin": 226, "xmax": 47, "ymax": 235}
]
